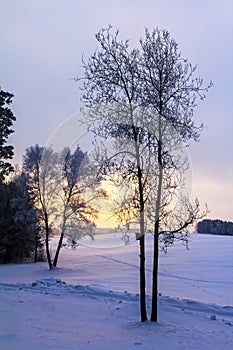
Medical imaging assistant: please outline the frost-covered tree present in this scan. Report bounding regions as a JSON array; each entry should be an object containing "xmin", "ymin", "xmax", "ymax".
[
  {"xmin": 23, "ymin": 145, "xmax": 60, "ymax": 269},
  {"xmin": 140, "ymin": 29, "xmax": 211, "ymax": 321},
  {"xmin": 0, "ymin": 88, "xmax": 16, "ymax": 182},
  {"xmin": 52, "ymin": 146, "xmax": 100, "ymax": 267},
  {"xmin": 78, "ymin": 27, "xmax": 148, "ymax": 321},
  {"xmin": 77, "ymin": 26, "xmax": 211, "ymax": 322},
  {"xmin": 23, "ymin": 144, "xmax": 102, "ymax": 269}
]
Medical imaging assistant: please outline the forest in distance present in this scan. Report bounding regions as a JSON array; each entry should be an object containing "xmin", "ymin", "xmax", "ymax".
[{"xmin": 197, "ymin": 219, "xmax": 233, "ymax": 236}]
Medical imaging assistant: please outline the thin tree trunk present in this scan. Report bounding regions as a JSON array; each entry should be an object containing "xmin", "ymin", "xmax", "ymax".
[
  {"xmin": 53, "ymin": 230, "xmax": 65, "ymax": 267},
  {"xmin": 150, "ymin": 219, "xmax": 159, "ymax": 322},
  {"xmin": 137, "ymin": 176, "xmax": 147, "ymax": 322},
  {"xmin": 130, "ymin": 106, "xmax": 147, "ymax": 322},
  {"xmin": 45, "ymin": 211, "xmax": 52, "ymax": 270},
  {"xmin": 139, "ymin": 235, "xmax": 147, "ymax": 321},
  {"xmin": 151, "ymin": 113, "xmax": 163, "ymax": 322},
  {"xmin": 138, "ymin": 179, "xmax": 147, "ymax": 322},
  {"xmin": 34, "ymin": 232, "xmax": 38, "ymax": 263}
]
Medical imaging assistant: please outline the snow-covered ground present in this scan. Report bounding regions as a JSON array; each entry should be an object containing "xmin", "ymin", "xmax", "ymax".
[{"xmin": 0, "ymin": 233, "xmax": 232, "ymax": 349}]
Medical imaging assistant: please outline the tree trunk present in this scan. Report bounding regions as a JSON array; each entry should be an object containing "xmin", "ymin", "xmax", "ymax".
[
  {"xmin": 34, "ymin": 232, "xmax": 38, "ymax": 263},
  {"xmin": 138, "ymin": 183, "xmax": 147, "ymax": 322},
  {"xmin": 45, "ymin": 212, "xmax": 52, "ymax": 270},
  {"xmin": 151, "ymin": 113, "xmax": 163, "ymax": 322},
  {"xmin": 139, "ymin": 235, "xmax": 147, "ymax": 322},
  {"xmin": 150, "ymin": 219, "xmax": 159, "ymax": 322},
  {"xmin": 130, "ymin": 106, "xmax": 147, "ymax": 322},
  {"xmin": 53, "ymin": 230, "xmax": 64, "ymax": 267}
]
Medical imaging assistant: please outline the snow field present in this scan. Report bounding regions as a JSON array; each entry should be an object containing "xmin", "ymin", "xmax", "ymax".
[{"xmin": 0, "ymin": 233, "xmax": 232, "ymax": 349}]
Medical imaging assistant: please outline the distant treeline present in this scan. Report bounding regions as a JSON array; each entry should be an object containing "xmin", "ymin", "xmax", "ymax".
[{"xmin": 197, "ymin": 219, "xmax": 233, "ymax": 236}]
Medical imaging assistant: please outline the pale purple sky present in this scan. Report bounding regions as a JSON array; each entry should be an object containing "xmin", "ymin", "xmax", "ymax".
[{"xmin": 1, "ymin": 0, "xmax": 233, "ymax": 221}]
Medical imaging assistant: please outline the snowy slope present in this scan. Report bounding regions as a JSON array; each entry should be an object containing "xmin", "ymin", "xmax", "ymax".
[{"xmin": 0, "ymin": 234, "xmax": 233, "ymax": 350}]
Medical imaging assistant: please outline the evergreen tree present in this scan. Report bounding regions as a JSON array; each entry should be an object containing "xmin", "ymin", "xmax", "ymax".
[
  {"xmin": 0, "ymin": 88, "xmax": 16, "ymax": 182},
  {"xmin": 197, "ymin": 219, "xmax": 233, "ymax": 235},
  {"xmin": 0, "ymin": 174, "xmax": 41, "ymax": 264}
]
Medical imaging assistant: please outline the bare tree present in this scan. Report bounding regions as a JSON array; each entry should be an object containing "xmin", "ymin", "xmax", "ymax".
[
  {"xmin": 78, "ymin": 27, "xmax": 148, "ymax": 321},
  {"xmin": 52, "ymin": 146, "xmax": 100, "ymax": 267},
  {"xmin": 23, "ymin": 145, "xmax": 60, "ymax": 269},
  {"xmin": 77, "ymin": 26, "xmax": 211, "ymax": 322},
  {"xmin": 23, "ymin": 144, "xmax": 103, "ymax": 269},
  {"xmin": 140, "ymin": 29, "xmax": 211, "ymax": 321}
]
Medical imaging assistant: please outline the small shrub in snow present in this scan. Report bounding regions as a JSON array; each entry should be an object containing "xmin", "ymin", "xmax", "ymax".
[{"xmin": 210, "ymin": 315, "xmax": 216, "ymax": 320}]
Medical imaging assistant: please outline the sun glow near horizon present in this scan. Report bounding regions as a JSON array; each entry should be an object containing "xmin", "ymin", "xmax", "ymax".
[{"xmin": 95, "ymin": 180, "xmax": 119, "ymax": 229}]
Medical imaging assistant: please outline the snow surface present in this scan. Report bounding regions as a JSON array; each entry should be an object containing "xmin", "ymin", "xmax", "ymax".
[{"xmin": 0, "ymin": 233, "xmax": 232, "ymax": 349}]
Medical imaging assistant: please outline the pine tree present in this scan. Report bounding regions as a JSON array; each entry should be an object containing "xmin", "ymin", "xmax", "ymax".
[
  {"xmin": 0, "ymin": 174, "xmax": 41, "ymax": 264},
  {"xmin": 0, "ymin": 88, "xmax": 16, "ymax": 182}
]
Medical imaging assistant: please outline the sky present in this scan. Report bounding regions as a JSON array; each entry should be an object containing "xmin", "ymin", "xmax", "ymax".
[{"xmin": 1, "ymin": 0, "xmax": 233, "ymax": 222}]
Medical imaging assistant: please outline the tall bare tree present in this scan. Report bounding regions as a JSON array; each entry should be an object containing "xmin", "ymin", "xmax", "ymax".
[
  {"xmin": 23, "ymin": 145, "xmax": 60, "ymax": 269},
  {"xmin": 140, "ymin": 29, "xmax": 211, "ymax": 321},
  {"xmin": 78, "ymin": 27, "xmax": 148, "ymax": 321},
  {"xmin": 52, "ymin": 146, "xmax": 99, "ymax": 267},
  {"xmin": 23, "ymin": 145, "xmax": 102, "ymax": 269},
  {"xmin": 78, "ymin": 26, "xmax": 211, "ymax": 322}
]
